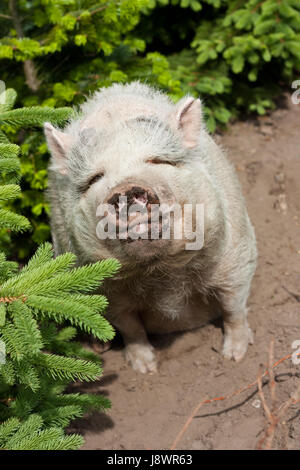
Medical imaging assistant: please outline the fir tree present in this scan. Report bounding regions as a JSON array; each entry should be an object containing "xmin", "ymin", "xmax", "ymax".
[{"xmin": 0, "ymin": 86, "xmax": 120, "ymax": 450}]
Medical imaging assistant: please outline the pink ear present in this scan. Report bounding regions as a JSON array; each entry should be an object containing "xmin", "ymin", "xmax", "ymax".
[
  {"xmin": 174, "ymin": 97, "xmax": 202, "ymax": 148},
  {"xmin": 44, "ymin": 122, "xmax": 72, "ymax": 174}
]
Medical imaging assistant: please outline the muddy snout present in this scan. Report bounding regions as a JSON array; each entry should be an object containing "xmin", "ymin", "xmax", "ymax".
[{"xmin": 104, "ymin": 185, "xmax": 165, "ymax": 242}]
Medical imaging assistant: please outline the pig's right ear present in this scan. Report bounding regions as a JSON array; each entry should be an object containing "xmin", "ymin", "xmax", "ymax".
[
  {"xmin": 172, "ymin": 96, "xmax": 202, "ymax": 149},
  {"xmin": 44, "ymin": 122, "xmax": 72, "ymax": 174}
]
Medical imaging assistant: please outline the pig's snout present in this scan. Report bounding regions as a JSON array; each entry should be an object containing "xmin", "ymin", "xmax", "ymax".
[
  {"xmin": 105, "ymin": 185, "xmax": 162, "ymax": 242},
  {"xmin": 107, "ymin": 185, "xmax": 160, "ymax": 208}
]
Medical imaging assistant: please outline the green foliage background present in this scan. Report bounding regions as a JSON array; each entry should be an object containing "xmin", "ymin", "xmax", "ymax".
[{"xmin": 0, "ymin": 0, "xmax": 299, "ymax": 258}]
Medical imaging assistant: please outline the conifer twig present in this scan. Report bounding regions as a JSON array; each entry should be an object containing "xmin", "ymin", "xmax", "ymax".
[{"xmin": 0, "ymin": 295, "xmax": 27, "ymax": 303}]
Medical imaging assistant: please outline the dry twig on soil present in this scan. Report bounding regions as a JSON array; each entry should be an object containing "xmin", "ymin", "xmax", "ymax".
[
  {"xmin": 256, "ymin": 339, "xmax": 300, "ymax": 450},
  {"xmin": 170, "ymin": 341, "xmax": 299, "ymax": 450}
]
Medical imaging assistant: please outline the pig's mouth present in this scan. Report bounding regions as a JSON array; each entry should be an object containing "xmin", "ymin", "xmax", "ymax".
[
  {"xmin": 117, "ymin": 205, "xmax": 169, "ymax": 244},
  {"xmin": 119, "ymin": 217, "xmax": 167, "ymax": 243}
]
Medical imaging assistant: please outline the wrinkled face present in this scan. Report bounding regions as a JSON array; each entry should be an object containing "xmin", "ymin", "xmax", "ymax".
[{"xmin": 45, "ymin": 94, "xmax": 203, "ymax": 265}]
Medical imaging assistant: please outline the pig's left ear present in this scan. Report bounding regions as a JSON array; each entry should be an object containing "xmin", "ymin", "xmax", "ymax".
[
  {"xmin": 44, "ymin": 122, "xmax": 72, "ymax": 174},
  {"xmin": 172, "ymin": 97, "xmax": 202, "ymax": 149}
]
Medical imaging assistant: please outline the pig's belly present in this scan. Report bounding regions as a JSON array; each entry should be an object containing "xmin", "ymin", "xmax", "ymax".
[{"xmin": 140, "ymin": 293, "xmax": 221, "ymax": 335}]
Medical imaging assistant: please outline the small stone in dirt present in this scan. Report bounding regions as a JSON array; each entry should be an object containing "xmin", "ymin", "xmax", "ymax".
[
  {"xmin": 214, "ymin": 370, "xmax": 225, "ymax": 378},
  {"xmin": 274, "ymin": 172, "xmax": 285, "ymax": 184},
  {"xmin": 270, "ymin": 171, "xmax": 286, "ymax": 196},
  {"xmin": 252, "ymin": 399, "xmax": 261, "ymax": 409},
  {"xmin": 274, "ymin": 194, "xmax": 288, "ymax": 213},
  {"xmin": 259, "ymin": 125, "xmax": 274, "ymax": 136},
  {"xmin": 246, "ymin": 161, "xmax": 263, "ymax": 184}
]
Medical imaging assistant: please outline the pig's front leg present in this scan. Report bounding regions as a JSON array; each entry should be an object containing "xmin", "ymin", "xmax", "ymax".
[
  {"xmin": 111, "ymin": 309, "xmax": 157, "ymax": 374},
  {"xmin": 218, "ymin": 286, "xmax": 254, "ymax": 362}
]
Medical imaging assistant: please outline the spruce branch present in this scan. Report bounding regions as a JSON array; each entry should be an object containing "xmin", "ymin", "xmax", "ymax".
[
  {"xmin": 0, "ymin": 250, "xmax": 77, "ymax": 294},
  {"xmin": 0, "ymin": 158, "xmax": 21, "ymax": 182},
  {"xmin": 9, "ymin": 302, "xmax": 43, "ymax": 355},
  {"xmin": 13, "ymin": 362, "xmax": 40, "ymax": 392},
  {"xmin": 0, "ymin": 360, "xmax": 15, "ymax": 386},
  {"xmin": 0, "ymin": 321, "xmax": 27, "ymax": 361},
  {"xmin": 23, "ymin": 258, "xmax": 121, "ymax": 296},
  {"xmin": 0, "ymin": 87, "xmax": 118, "ymax": 450},
  {"xmin": 0, "ymin": 208, "xmax": 31, "ymax": 232},
  {"xmin": 55, "ymin": 326, "xmax": 77, "ymax": 343},
  {"xmin": 1, "ymin": 414, "xmax": 83, "ymax": 450},
  {"xmin": 0, "ymin": 143, "xmax": 20, "ymax": 159},
  {"xmin": 0, "ymin": 184, "xmax": 21, "ymax": 202},
  {"xmin": 33, "ymin": 353, "xmax": 102, "ymax": 382},
  {"xmin": 0, "ymin": 417, "xmax": 20, "ymax": 445},
  {"xmin": 0, "ymin": 253, "xmax": 19, "ymax": 284},
  {"xmin": 27, "ymin": 294, "xmax": 114, "ymax": 340},
  {"xmin": 21, "ymin": 242, "xmax": 54, "ymax": 273},
  {"xmin": 11, "ymin": 429, "xmax": 84, "ymax": 450},
  {"xmin": 4, "ymin": 414, "xmax": 43, "ymax": 449},
  {"xmin": 40, "ymin": 405, "xmax": 84, "ymax": 428},
  {"xmin": 0, "ymin": 130, "xmax": 9, "ymax": 144},
  {"xmin": 0, "ymin": 107, "xmax": 74, "ymax": 128}
]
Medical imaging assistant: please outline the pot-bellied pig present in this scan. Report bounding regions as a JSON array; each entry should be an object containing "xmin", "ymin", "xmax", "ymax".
[{"xmin": 45, "ymin": 82, "xmax": 257, "ymax": 373}]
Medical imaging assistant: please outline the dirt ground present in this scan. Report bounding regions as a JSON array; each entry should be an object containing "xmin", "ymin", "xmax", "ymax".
[{"xmin": 70, "ymin": 93, "xmax": 300, "ymax": 450}]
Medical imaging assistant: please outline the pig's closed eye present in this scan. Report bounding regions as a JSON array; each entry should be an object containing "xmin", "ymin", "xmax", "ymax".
[
  {"xmin": 147, "ymin": 158, "xmax": 177, "ymax": 167},
  {"xmin": 80, "ymin": 172, "xmax": 104, "ymax": 193},
  {"xmin": 88, "ymin": 172, "xmax": 104, "ymax": 186}
]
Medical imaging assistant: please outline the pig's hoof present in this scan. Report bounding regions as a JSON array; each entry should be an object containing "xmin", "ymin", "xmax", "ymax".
[
  {"xmin": 124, "ymin": 343, "xmax": 157, "ymax": 374},
  {"xmin": 222, "ymin": 323, "xmax": 254, "ymax": 362}
]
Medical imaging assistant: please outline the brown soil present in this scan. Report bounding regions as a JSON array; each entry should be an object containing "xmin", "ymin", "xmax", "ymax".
[{"xmin": 70, "ymin": 94, "xmax": 300, "ymax": 450}]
